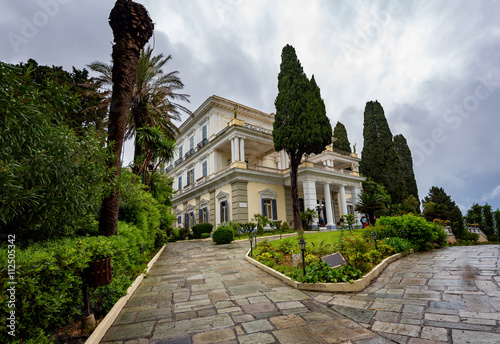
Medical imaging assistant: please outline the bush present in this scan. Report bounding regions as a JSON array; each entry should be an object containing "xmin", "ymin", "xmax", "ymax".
[
  {"xmin": 239, "ymin": 222, "xmax": 256, "ymax": 235},
  {"xmin": 375, "ymin": 214, "xmax": 435, "ymax": 251},
  {"xmin": 212, "ymin": 224, "xmax": 234, "ymax": 244},
  {"xmin": 0, "ymin": 221, "xmax": 157, "ymax": 342},
  {"xmin": 177, "ymin": 228, "xmax": 189, "ymax": 240},
  {"xmin": 192, "ymin": 223, "xmax": 213, "ymax": 239},
  {"xmin": 385, "ymin": 237, "xmax": 414, "ymax": 253},
  {"xmin": 200, "ymin": 233, "xmax": 211, "ymax": 239}
]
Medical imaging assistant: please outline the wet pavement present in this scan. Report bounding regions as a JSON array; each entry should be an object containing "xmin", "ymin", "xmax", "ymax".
[{"xmin": 99, "ymin": 237, "xmax": 500, "ymax": 344}]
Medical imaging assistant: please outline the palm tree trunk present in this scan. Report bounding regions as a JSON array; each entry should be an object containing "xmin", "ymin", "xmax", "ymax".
[
  {"xmin": 99, "ymin": 0, "xmax": 153, "ymax": 236},
  {"xmin": 132, "ymin": 100, "xmax": 149, "ymax": 175}
]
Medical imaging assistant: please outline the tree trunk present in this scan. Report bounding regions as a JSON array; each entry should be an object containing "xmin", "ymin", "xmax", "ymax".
[
  {"xmin": 132, "ymin": 100, "xmax": 149, "ymax": 175},
  {"xmin": 99, "ymin": 0, "xmax": 153, "ymax": 236},
  {"xmin": 289, "ymin": 152, "xmax": 303, "ymax": 231}
]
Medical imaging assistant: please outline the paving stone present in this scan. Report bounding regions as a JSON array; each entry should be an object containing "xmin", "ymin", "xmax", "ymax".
[
  {"xmin": 424, "ymin": 313, "xmax": 459, "ymax": 322},
  {"xmin": 370, "ymin": 300, "xmax": 402, "ymax": 312},
  {"xmin": 231, "ymin": 314, "xmax": 254, "ymax": 323},
  {"xmin": 102, "ymin": 321, "xmax": 155, "ymax": 342},
  {"xmin": 192, "ymin": 328, "xmax": 235, "ymax": 344},
  {"xmin": 241, "ymin": 319, "xmax": 273, "ymax": 333},
  {"xmin": 402, "ymin": 304, "xmax": 424, "ymax": 314},
  {"xmin": 155, "ymin": 336, "xmax": 192, "ymax": 344},
  {"xmin": 197, "ymin": 308, "xmax": 217, "ymax": 317},
  {"xmin": 329, "ymin": 297, "xmax": 370, "ymax": 309},
  {"xmin": 175, "ymin": 311, "xmax": 197, "ymax": 321},
  {"xmin": 425, "ymin": 307, "xmax": 458, "ymax": 315},
  {"xmin": 308, "ymin": 318, "xmax": 374, "ymax": 343},
  {"xmin": 420, "ymin": 326, "xmax": 448, "ymax": 341},
  {"xmin": 269, "ymin": 314, "xmax": 307, "ymax": 329},
  {"xmin": 452, "ymin": 329, "xmax": 500, "ymax": 344},
  {"xmin": 247, "ymin": 296, "xmax": 270, "ymax": 304},
  {"xmin": 237, "ymin": 332, "xmax": 276, "ymax": 344},
  {"xmin": 265, "ymin": 289, "xmax": 309, "ymax": 302},
  {"xmin": 241, "ymin": 301, "xmax": 278, "ymax": 314},
  {"xmin": 275, "ymin": 301, "xmax": 304, "ymax": 310},
  {"xmin": 314, "ymin": 294, "xmax": 334, "ymax": 303},
  {"xmin": 227, "ymin": 283, "xmax": 269, "ymax": 296},
  {"xmin": 353, "ymin": 336, "xmax": 397, "ymax": 344},
  {"xmin": 114, "ymin": 310, "xmax": 136, "ymax": 325},
  {"xmin": 424, "ymin": 320, "xmax": 493, "ymax": 331},
  {"xmin": 400, "ymin": 278, "xmax": 427, "ymax": 286},
  {"xmin": 371, "ymin": 321, "xmax": 420, "ymax": 337},
  {"xmin": 301, "ymin": 311, "xmax": 336, "ymax": 323},
  {"xmin": 153, "ymin": 314, "xmax": 234, "ymax": 340},
  {"xmin": 135, "ymin": 307, "xmax": 172, "ymax": 322},
  {"xmin": 374, "ymin": 311, "xmax": 399, "ymax": 323},
  {"xmin": 273, "ymin": 327, "xmax": 322, "ymax": 344},
  {"xmin": 428, "ymin": 300, "xmax": 465, "ymax": 309},
  {"xmin": 330, "ymin": 305, "xmax": 376, "ymax": 323},
  {"xmin": 407, "ymin": 339, "xmax": 447, "ymax": 344}
]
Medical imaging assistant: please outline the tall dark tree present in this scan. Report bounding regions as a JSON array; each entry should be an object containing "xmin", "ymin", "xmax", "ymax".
[
  {"xmin": 482, "ymin": 203, "xmax": 495, "ymax": 240},
  {"xmin": 493, "ymin": 209, "xmax": 500, "ymax": 241},
  {"xmin": 422, "ymin": 186, "xmax": 465, "ymax": 238},
  {"xmin": 359, "ymin": 101, "xmax": 406, "ymax": 204},
  {"xmin": 99, "ymin": 0, "xmax": 153, "ymax": 236},
  {"xmin": 394, "ymin": 134, "xmax": 419, "ymax": 211},
  {"xmin": 273, "ymin": 45, "xmax": 332, "ymax": 230},
  {"xmin": 332, "ymin": 121, "xmax": 351, "ymax": 153}
]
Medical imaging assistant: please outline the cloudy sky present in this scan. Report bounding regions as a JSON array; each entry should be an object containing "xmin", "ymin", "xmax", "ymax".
[{"xmin": 2, "ymin": 0, "xmax": 500, "ymax": 213}]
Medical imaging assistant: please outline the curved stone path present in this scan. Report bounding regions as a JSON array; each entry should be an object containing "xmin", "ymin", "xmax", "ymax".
[{"xmin": 100, "ymin": 238, "xmax": 500, "ymax": 344}]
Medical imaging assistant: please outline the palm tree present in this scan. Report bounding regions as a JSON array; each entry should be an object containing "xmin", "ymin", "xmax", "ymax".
[
  {"xmin": 99, "ymin": 0, "xmax": 153, "ymax": 236},
  {"xmin": 355, "ymin": 192, "xmax": 386, "ymax": 226},
  {"xmin": 135, "ymin": 126, "xmax": 175, "ymax": 187},
  {"xmin": 252, "ymin": 214, "xmax": 269, "ymax": 235},
  {"xmin": 88, "ymin": 46, "xmax": 190, "ymax": 173},
  {"xmin": 301, "ymin": 208, "xmax": 318, "ymax": 230}
]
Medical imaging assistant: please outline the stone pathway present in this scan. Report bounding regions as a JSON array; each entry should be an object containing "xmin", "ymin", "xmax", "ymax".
[{"xmin": 100, "ymin": 239, "xmax": 500, "ymax": 344}]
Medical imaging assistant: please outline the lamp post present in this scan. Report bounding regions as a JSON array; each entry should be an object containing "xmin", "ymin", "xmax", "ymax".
[
  {"xmin": 401, "ymin": 228, "xmax": 406, "ymax": 239},
  {"xmin": 372, "ymin": 232, "xmax": 378, "ymax": 250},
  {"xmin": 298, "ymin": 238, "xmax": 306, "ymax": 275},
  {"xmin": 316, "ymin": 204, "xmax": 324, "ymax": 229},
  {"xmin": 249, "ymin": 235, "xmax": 253, "ymax": 257}
]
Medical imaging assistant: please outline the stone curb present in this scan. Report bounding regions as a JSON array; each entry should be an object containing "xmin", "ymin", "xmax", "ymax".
[
  {"xmin": 84, "ymin": 244, "xmax": 167, "ymax": 344},
  {"xmin": 245, "ymin": 248, "xmax": 412, "ymax": 293}
]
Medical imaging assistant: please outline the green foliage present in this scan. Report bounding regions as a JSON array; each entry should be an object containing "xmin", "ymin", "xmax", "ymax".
[
  {"xmin": 422, "ymin": 186, "xmax": 464, "ymax": 238},
  {"xmin": 336, "ymin": 233, "xmax": 374, "ymax": 273},
  {"xmin": 343, "ymin": 213, "xmax": 357, "ymax": 229},
  {"xmin": 252, "ymin": 214, "xmax": 269, "ymax": 235},
  {"xmin": 212, "ymin": 224, "xmax": 234, "ymax": 244},
  {"xmin": 239, "ymin": 222, "xmax": 257, "ymax": 236},
  {"xmin": 0, "ymin": 63, "xmax": 113, "ymax": 244},
  {"xmin": 290, "ymin": 261, "xmax": 362, "ymax": 283},
  {"xmin": 0, "ymin": 221, "xmax": 157, "ymax": 342},
  {"xmin": 301, "ymin": 208, "xmax": 318, "ymax": 230},
  {"xmin": 178, "ymin": 228, "xmax": 189, "ymax": 240},
  {"xmin": 192, "ymin": 223, "xmax": 213, "ymax": 239},
  {"xmin": 394, "ymin": 134, "xmax": 420, "ymax": 210},
  {"xmin": 384, "ymin": 237, "xmax": 415, "ymax": 253},
  {"xmin": 332, "ymin": 121, "xmax": 352, "ymax": 153},
  {"xmin": 376, "ymin": 214, "xmax": 435, "ymax": 251},
  {"xmin": 200, "ymin": 233, "xmax": 211, "ymax": 239},
  {"xmin": 359, "ymin": 101, "xmax": 406, "ymax": 204}
]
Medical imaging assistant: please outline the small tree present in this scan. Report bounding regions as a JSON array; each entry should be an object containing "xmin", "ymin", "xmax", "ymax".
[
  {"xmin": 343, "ymin": 213, "xmax": 357, "ymax": 230},
  {"xmin": 252, "ymin": 214, "xmax": 269, "ymax": 235},
  {"xmin": 332, "ymin": 121, "xmax": 352, "ymax": 153},
  {"xmin": 301, "ymin": 208, "xmax": 318, "ymax": 230},
  {"xmin": 273, "ymin": 45, "xmax": 332, "ymax": 231}
]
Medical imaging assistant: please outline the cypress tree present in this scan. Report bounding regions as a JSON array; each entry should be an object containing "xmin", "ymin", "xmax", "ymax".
[
  {"xmin": 359, "ymin": 101, "xmax": 406, "ymax": 204},
  {"xmin": 394, "ymin": 134, "xmax": 419, "ymax": 211},
  {"xmin": 422, "ymin": 186, "xmax": 465, "ymax": 238},
  {"xmin": 274, "ymin": 45, "xmax": 332, "ymax": 230},
  {"xmin": 332, "ymin": 121, "xmax": 352, "ymax": 153}
]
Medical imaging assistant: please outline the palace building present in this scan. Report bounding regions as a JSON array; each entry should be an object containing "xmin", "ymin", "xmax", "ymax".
[{"xmin": 166, "ymin": 96, "xmax": 365, "ymax": 230}]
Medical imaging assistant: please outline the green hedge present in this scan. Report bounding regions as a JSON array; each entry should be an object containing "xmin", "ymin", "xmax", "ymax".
[
  {"xmin": 0, "ymin": 221, "xmax": 160, "ymax": 341},
  {"xmin": 192, "ymin": 223, "xmax": 213, "ymax": 239},
  {"xmin": 212, "ymin": 224, "xmax": 234, "ymax": 244}
]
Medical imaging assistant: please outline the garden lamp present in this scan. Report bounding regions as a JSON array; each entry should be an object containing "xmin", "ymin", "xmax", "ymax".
[
  {"xmin": 372, "ymin": 232, "xmax": 378, "ymax": 250},
  {"xmin": 298, "ymin": 238, "xmax": 307, "ymax": 275},
  {"xmin": 249, "ymin": 235, "xmax": 253, "ymax": 257}
]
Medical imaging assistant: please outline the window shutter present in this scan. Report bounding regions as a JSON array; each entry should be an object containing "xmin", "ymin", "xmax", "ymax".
[
  {"xmin": 199, "ymin": 209, "xmax": 203, "ymax": 223},
  {"xmin": 206, "ymin": 208, "xmax": 209, "ymax": 223},
  {"xmin": 220, "ymin": 201, "xmax": 223, "ymax": 223},
  {"xmin": 225, "ymin": 201, "xmax": 229, "ymax": 223},
  {"xmin": 261, "ymin": 198, "xmax": 265, "ymax": 215},
  {"xmin": 184, "ymin": 213, "xmax": 188, "ymax": 228},
  {"xmin": 272, "ymin": 199, "xmax": 277, "ymax": 220}
]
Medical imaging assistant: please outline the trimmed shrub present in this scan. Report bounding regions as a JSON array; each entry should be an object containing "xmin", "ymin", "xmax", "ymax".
[
  {"xmin": 178, "ymin": 228, "xmax": 189, "ymax": 240},
  {"xmin": 200, "ymin": 233, "xmax": 211, "ymax": 239},
  {"xmin": 0, "ymin": 221, "xmax": 157, "ymax": 342},
  {"xmin": 385, "ymin": 237, "xmax": 414, "ymax": 253},
  {"xmin": 192, "ymin": 223, "xmax": 213, "ymax": 239},
  {"xmin": 374, "ymin": 214, "xmax": 435, "ymax": 251},
  {"xmin": 212, "ymin": 224, "xmax": 234, "ymax": 244}
]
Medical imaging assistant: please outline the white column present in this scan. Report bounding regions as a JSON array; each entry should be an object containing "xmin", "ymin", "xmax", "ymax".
[
  {"xmin": 279, "ymin": 151, "xmax": 285, "ymax": 169},
  {"xmin": 239, "ymin": 137, "xmax": 244, "ymax": 162},
  {"xmin": 323, "ymin": 183, "xmax": 335, "ymax": 229},
  {"xmin": 351, "ymin": 186, "xmax": 361, "ymax": 224},
  {"xmin": 339, "ymin": 185, "xmax": 348, "ymax": 217},
  {"xmin": 303, "ymin": 179, "xmax": 318, "ymax": 229},
  {"xmin": 235, "ymin": 137, "xmax": 240, "ymax": 161},
  {"xmin": 230, "ymin": 138, "xmax": 235, "ymax": 162}
]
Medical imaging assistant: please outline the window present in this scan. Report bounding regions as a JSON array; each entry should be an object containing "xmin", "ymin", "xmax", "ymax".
[
  {"xmin": 199, "ymin": 207, "xmax": 209, "ymax": 223},
  {"xmin": 177, "ymin": 216, "xmax": 182, "ymax": 226},
  {"xmin": 187, "ymin": 168, "xmax": 194, "ymax": 185},
  {"xmin": 189, "ymin": 212, "xmax": 195, "ymax": 229},
  {"xmin": 202, "ymin": 124, "xmax": 207, "ymax": 141},
  {"xmin": 178, "ymin": 176, "xmax": 182, "ymax": 190},
  {"xmin": 178, "ymin": 145, "xmax": 183, "ymax": 159},
  {"xmin": 220, "ymin": 200, "xmax": 228, "ymax": 223},
  {"xmin": 261, "ymin": 198, "xmax": 277, "ymax": 220},
  {"xmin": 189, "ymin": 135, "xmax": 194, "ymax": 151},
  {"xmin": 202, "ymin": 160, "xmax": 208, "ymax": 177}
]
